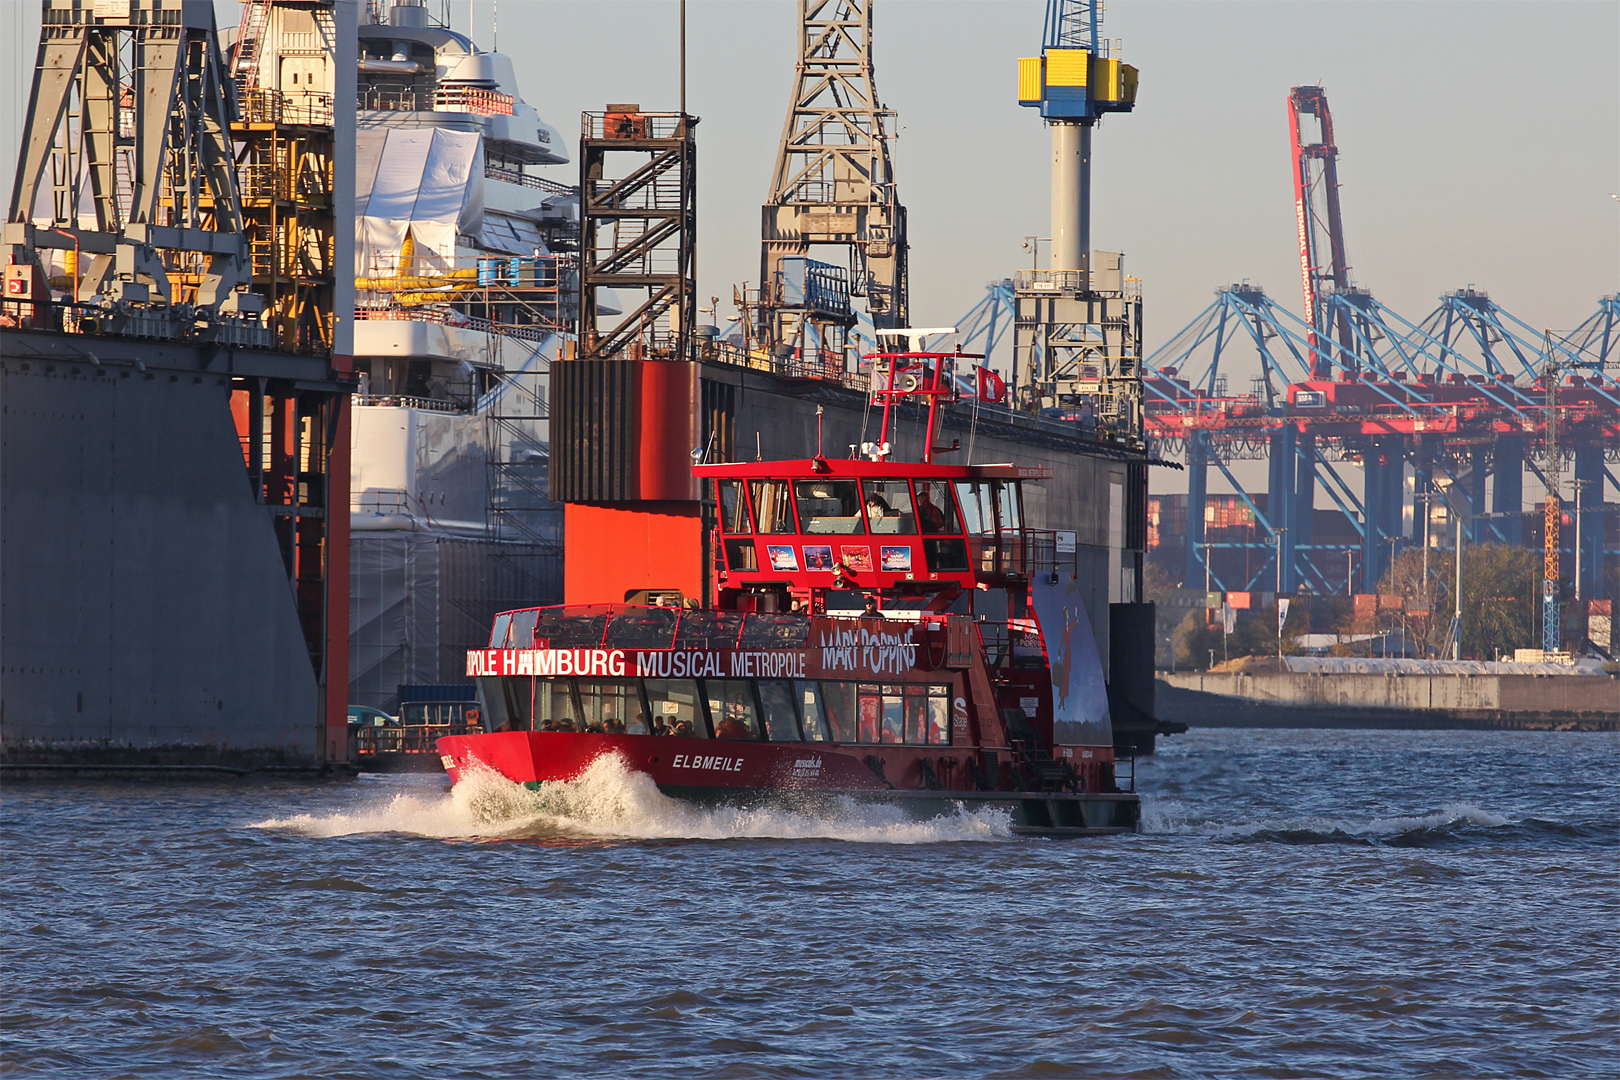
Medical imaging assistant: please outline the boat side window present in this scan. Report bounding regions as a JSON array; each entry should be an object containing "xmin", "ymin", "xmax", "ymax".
[
  {"xmin": 704, "ymin": 679, "xmax": 761, "ymax": 740},
  {"xmin": 507, "ymin": 609, "xmax": 539, "ymax": 648},
  {"xmin": 927, "ymin": 685, "xmax": 952, "ymax": 744},
  {"xmin": 913, "ymin": 480, "xmax": 960, "ymax": 534},
  {"xmin": 643, "ymin": 679, "xmax": 707, "ymax": 737},
  {"xmin": 718, "ymin": 479, "xmax": 752, "ymax": 534},
  {"xmin": 880, "ymin": 686, "xmax": 905, "ymax": 744},
  {"xmin": 856, "ymin": 684, "xmax": 883, "ymax": 742},
  {"xmin": 750, "ymin": 480, "xmax": 797, "ymax": 534},
  {"xmin": 574, "ymin": 680, "xmax": 640, "ymax": 734},
  {"xmin": 489, "ymin": 613, "xmax": 513, "ymax": 648},
  {"xmin": 902, "ymin": 686, "xmax": 929, "ymax": 744},
  {"xmin": 954, "ymin": 482, "xmax": 995, "ymax": 535},
  {"xmin": 604, "ymin": 607, "xmax": 679, "ymax": 649},
  {"xmin": 534, "ymin": 610, "xmax": 608, "ymax": 647},
  {"xmin": 756, "ymin": 680, "xmax": 802, "ymax": 741},
  {"xmin": 737, "ymin": 613, "xmax": 810, "ymax": 648},
  {"xmin": 795, "ymin": 680, "xmax": 831, "ymax": 741},
  {"xmin": 819, "ymin": 681, "xmax": 857, "ymax": 741},
  {"xmin": 794, "ymin": 480, "xmax": 865, "ymax": 534},
  {"xmin": 674, "ymin": 610, "xmax": 747, "ymax": 649},
  {"xmin": 862, "ymin": 480, "xmax": 916, "ymax": 534}
]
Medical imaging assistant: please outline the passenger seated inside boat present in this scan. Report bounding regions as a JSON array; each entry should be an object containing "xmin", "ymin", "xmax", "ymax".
[
  {"xmin": 714, "ymin": 716, "xmax": 750, "ymax": 739},
  {"xmin": 670, "ymin": 719, "xmax": 695, "ymax": 737}
]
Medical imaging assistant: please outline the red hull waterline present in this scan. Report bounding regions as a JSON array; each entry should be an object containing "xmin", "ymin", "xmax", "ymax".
[{"xmin": 438, "ymin": 730, "xmax": 1139, "ymax": 835}]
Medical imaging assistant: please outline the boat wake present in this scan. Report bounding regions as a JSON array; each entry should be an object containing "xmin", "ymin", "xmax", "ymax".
[
  {"xmin": 251, "ymin": 755, "xmax": 1013, "ymax": 844},
  {"xmin": 1140, "ymin": 798, "xmax": 1519, "ymax": 845}
]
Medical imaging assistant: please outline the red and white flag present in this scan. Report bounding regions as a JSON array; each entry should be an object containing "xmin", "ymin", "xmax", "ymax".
[{"xmin": 976, "ymin": 366, "xmax": 1006, "ymax": 403}]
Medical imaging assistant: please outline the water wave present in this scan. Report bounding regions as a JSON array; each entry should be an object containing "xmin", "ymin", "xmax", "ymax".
[
  {"xmin": 1140, "ymin": 798, "xmax": 1518, "ymax": 845},
  {"xmin": 250, "ymin": 755, "xmax": 1013, "ymax": 844}
]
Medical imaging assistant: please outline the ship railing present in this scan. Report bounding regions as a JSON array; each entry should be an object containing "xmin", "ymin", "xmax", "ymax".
[
  {"xmin": 351, "ymin": 721, "xmax": 485, "ymax": 755},
  {"xmin": 237, "ymin": 88, "xmax": 334, "ymax": 126},
  {"xmin": 354, "ymin": 305, "xmax": 560, "ymax": 344},
  {"xmin": 704, "ymin": 340, "xmax": 870, "ymax": 392},
  {"xmin": 352, "ymin": 394, "xmax": 460, "ymax": 412},
  {"xmin": 581, "ymin": 111, "xmax": 693, "ymax": 141},
  {"xmin": 434, "ymin": 85, "xmax": 515, "ymax": 116},
  {"xmin": 487, "ymin": 604, "xmax": 819, "ymax": 652},
  {"xmin": 1114, "ymin": 751, "xmax": 1137, "ymax": 793},
  {"xmin": 358, "ymin": 88, "xmax": 425, "ymax": 112},
  {"xmin": 967, "ymin": 529, "xmax": 1076, "ymax": 579},
  {"xmin": 484, "ymin": 163, "xmax": 577, "ymax": 198}
]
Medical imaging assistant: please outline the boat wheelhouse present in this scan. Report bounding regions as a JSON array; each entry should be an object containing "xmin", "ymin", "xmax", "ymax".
[{"xmin": 439, "ymin": 347, "xmax": 1139, "ymax": 834}]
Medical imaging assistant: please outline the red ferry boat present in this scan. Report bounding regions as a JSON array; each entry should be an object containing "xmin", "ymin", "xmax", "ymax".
[{"xmin": 438, "ymin": 348, "xmax": 1139, "ymax": 835}]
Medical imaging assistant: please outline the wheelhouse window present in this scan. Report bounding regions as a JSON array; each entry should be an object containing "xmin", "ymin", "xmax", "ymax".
[
  {"xmin": 750, "ymin": 480, "xmax": 797, "ymax": 534},
  {"xmin": 706, "ymin": 679, "xmax": 761, "ymax": 740},
  {"xmin": 995, "ymin": 481, "xmax": 1023, "ymax": 531},
  {"xmin": 723, "ymin": 539, "xmax": 759, "ymax": 572},
  {"xmin": 718, "ymin": 479, "xmax": 752, "ymax": 534},
  {"xmin": 955, "ymin": 482, "xmax": 995, "ymax": 535},
  {"xmin": 794, "ymin": 480, "xmax": 864, "ymax": 534},
  {"xmin": 913, "ymin": 481, "xmax": 960, "ymax": 534},
  {"xmin": 862, "ymin": 480, "xmax": 917, "ymax": 534},
  {"xmin": 756, "ymin": 680, "xmax": 802, "ymax": 741}
]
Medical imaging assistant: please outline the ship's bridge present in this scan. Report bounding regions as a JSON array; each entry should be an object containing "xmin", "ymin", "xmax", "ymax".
[{"xmin": 693, "ymin": 458, "xmax": 1066, "ymax": 612}]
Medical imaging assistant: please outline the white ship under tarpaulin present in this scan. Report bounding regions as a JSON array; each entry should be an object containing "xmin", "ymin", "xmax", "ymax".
[{"xmin": 345, "ymin": 0, "xmax": 599, "ymax": 710}]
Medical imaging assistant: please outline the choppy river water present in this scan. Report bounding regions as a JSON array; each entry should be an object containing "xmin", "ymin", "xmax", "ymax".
[{"xmin": 3, "ymin": 728, "xmax": 1617, "ymax": 1079}]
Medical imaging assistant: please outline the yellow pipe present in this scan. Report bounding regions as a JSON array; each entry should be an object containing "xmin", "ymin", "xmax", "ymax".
[{"xmin": 355, "ymin": 269, "xmax": 480, "ymax": 290}]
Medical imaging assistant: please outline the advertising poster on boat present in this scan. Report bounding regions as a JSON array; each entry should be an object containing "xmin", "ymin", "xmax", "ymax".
[{"xmin": 1030, "ymin": 575, "xmax": 1112, "ymax": 745}]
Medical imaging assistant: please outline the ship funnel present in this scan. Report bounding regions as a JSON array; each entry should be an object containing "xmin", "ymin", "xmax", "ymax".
[{"xmin": 390, "ymin": 0, "xmax": 428, "ymax": 27}]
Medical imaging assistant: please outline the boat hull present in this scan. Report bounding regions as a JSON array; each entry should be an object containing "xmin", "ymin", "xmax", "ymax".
[{"xmin": 437, "ymin": 731, "xmax": 1140, "ymax": 835}]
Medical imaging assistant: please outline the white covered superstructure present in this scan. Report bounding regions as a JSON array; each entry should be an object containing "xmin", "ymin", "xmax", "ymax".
[{"xmin": 347, "ymin": 0, "xmax": 573, "ymax": 709}]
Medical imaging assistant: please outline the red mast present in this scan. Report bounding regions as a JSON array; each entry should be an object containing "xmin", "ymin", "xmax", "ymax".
[{"xmin": 1288, "ymin": 86, "xmax": 1352, "ymax": 378}]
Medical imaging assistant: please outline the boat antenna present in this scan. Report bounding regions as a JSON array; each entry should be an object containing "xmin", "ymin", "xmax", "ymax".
[
  {"xmin": 816, "ymin": 405, "xmax": 824, "ymax": 458},
  {"xmin": 679, "ymin": 0, "xmax": 687, "ymax": 116},
  {"xmin": 492, "ymin": 0, "xmax": 498, "ymax": 50}
]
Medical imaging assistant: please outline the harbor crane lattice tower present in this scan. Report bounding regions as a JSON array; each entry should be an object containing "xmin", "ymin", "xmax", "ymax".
[{"xmin": 1011, "ymin": 0, "xmax": 1143, "ymax": 439}]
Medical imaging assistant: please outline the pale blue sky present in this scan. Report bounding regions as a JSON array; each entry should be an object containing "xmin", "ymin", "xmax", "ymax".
[{"xmin": 4, "ymin": 0, "xmax": 1615, "ymax": 500}]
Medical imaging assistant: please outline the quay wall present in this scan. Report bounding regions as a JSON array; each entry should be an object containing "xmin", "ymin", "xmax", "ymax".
[
  {"xmin": 1157, "ymin": 672, "xmax": 1619, "ymax": 731},
  {"xmin": 2, "ymin": 334, "xmax": 331, "ymax": 772}
]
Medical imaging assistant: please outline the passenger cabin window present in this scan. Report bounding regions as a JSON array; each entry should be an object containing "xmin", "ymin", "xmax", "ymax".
[
  {"xmin": 794, "ymin": 480, "xmax": 864, "ymax": 534},
  {"xmin": 862, "ymin": 480, "xmax": 917, "ymax": 534},
  {"xmin": 756, "ymin": 681, "xmax": 802, "ymax": 740},
  {"xmin": 574, "ymin": 680, "xmax": 640, "ymax": 734},
  {"xmin": 643, "ymin": 679, "xmax": 706, "ymax": 737},
  {"xmin": 819, "ymin": 681, "xmax": 857, "ymax": 741},
  {"xmin": 706, "ymin": 680, "xmax": 761, "ymax": 740},
  {"xmin": 718, "ymin": 479, "xmax": 751, "ymax": 534},
  {"xmin": 913, "ymin": 481, "xmax": 959, "ymax": 534},
  {"xmin": 489, "ymin": 612, "xmax": 512, "ymax": 648},
  {"xmin": 854, "ymin": 683, "xmax": 952, "ymax": 744},
  {"xmin": 795, "ymin": 680, "xmax": 831, "ymax": 741},
  {"xmin": 750, "ymin": 480, "xmax": 797, "ymax": 534}
]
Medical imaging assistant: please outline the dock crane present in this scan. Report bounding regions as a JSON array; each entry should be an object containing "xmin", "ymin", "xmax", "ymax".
[
  {"xmin": 1011, "ymin": 0, "xmax": 1144, "ymax": 434},
  {"xmin": 1288, "ymin": 86, "xmax": 1353, "ymax": 376}
]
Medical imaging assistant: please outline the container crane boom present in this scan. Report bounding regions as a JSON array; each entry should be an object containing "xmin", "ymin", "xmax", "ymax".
[{"xmin": 1288, "ymin": 86, "xmax": 1352, "ymax": 377}]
